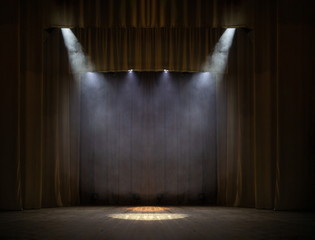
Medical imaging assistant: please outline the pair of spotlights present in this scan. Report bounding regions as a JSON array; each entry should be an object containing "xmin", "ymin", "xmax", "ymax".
[{"xmin": 128, "ymin": 69, "xmax": 169, "ymax": 72}]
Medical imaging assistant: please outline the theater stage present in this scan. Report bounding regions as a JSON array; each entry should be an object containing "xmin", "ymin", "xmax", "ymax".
[{"xmin": 1, "ymin": 206, "xmax": 314, "ymax": 239}]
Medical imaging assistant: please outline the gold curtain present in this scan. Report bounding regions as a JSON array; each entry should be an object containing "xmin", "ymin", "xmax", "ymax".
[
  {"xmin": 216, "ymin": 29, "xmax": 256, "ymax": 207},
  {"xmin": 69, "ymin": 27, "xmax": 224, "ymax": 72},
  {"xmin": 216, "ymin": 0, "xmax": 315, "ymax": 210},
  {"xmin": 0, "ymin": 0, "xmax": 22, "ymax": 210},
  {"xmin": 0, "ymin": 0, "xmax": 80, "ymax": 210},
  {"xmin": 0, "ymin": 0, "xmax": 314, "ymax": 210},
  {"xmin": 45, "ymin": 0, "xmax": 252, "ymax": 28}
]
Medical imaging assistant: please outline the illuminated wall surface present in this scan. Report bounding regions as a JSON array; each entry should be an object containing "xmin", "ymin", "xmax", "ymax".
[{"xmin": 80, "ymin": 72, "xmax": 217, "ymax": 205}]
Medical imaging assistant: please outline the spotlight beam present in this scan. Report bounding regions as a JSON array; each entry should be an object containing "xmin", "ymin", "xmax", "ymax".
[
  {"xmin": 61, "ymin": 28, "xmax": 94, "ymax": 81},
  {"xmin": 204, "ymin": 28, "xmax": 236, "ymax": 78}
]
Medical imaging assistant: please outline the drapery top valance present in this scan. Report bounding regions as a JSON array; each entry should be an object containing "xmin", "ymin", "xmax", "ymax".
[
  {"xmin": 56, "ymin": 27, "xmax": 227, "ymax": 72},
  {"xmin": 43, "ymin": 0, "xmax": 250, "ymax": 72},
  {"xmin": 45, "ymin": 0, "xmax": 252, "ymax": 29}
]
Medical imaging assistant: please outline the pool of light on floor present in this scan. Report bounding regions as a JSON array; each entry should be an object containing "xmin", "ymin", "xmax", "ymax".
[
  {"xmin": 109, "ymin": 213, "xmax": 187, "ymax": 221},
  {"xmin": 108, "ymin": 206, "xmax": 188, "ymax": 221},
  {"xmin": 127, "ymin": 206, "xmax": 170, "ymax": 212}
]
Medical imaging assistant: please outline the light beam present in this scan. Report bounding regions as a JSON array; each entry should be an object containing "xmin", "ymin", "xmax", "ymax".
[
  {"xmin": 203, "ymin": 28, "xmax": 236, "ymax": 79},
  {"xmin": 61, "ymin": 28, "xmax": 94, "ymax": 81}
]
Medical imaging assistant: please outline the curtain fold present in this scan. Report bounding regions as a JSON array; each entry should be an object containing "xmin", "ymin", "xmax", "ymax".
[
  {"xmin": 42, "ymin": 29, "xmax": 80, "ymax": 207},
  {"xmin": 44, "ymin": 0, "xmax": 251, "ymax": 28},
  {"xmin": 216, "ymin": 29, "xmax": 255, "ymax": 207},
  {"xmin": 0, "ymin": 0, "xmax": 22, "ymax": 210},
  {"xmin": 19, "ymin": 0, "xmax": 44, "ymax": 209},
  {"xmin": 71, "ymin": 27, "xmax": 222, "ymax": 72},
  {"xmin": 1, "ymin": 0, "xmax": 81, "ymax": 209}
]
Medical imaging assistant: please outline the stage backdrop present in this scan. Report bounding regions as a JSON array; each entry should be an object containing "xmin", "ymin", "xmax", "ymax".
[
  {"xmin": 80, "ymin": 72, "xmax": 217, "ymax": 205},
  {"xmin": 1, "ymin": 0, "xmax": 314, "ymax": 210}
]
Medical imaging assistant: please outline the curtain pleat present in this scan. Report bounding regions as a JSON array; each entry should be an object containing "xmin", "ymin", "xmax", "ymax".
[
  {"xmin": 216, "ymin": 29, "xmax": 256, "ymax": 207},
  {"xmin": 71, "ymin": 27, "xmax": 221, "ymax": 72},
  {"xmin": 0, "ymin": 17, "xmax": 22, "ymax": 209},
  {"xmin": 42, "ymin": 30, "xmax": 80, "ymax": 207},
  {"xmin": 45, "ymin": 0, "xmax": 237, "ymax": 28}
]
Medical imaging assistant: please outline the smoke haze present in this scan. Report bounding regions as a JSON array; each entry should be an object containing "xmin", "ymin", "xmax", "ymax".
[{"xmin": 80, "ymin": 72, "xmax": 217, "ymax": 205}]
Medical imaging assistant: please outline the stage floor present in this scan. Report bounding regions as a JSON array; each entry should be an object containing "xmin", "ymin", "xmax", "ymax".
[{"xmin": 1, "ymin": 206, "xmax": 314, "ymax": 239}]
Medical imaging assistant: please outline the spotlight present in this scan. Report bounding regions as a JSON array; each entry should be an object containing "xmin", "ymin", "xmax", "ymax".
[
  {"xmin": 128, "ymin": 69, "xmax": 133, "ymax": 72},
  {"xmin": 163, "ymin": 69, "xmax": 168, "ymax": 72},
  {"xmin": 61, "ymin": 28, "xmax": 94, "ymax": 80},
  {"xmin": 203, "ymin": 28, "xmax": 235, "ymax": 75}
]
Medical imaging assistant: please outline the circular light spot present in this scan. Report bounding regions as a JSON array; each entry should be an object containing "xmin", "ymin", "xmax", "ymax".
[
  {"xmin": 126, "ymin": 206, "xmax": 170, "ymax": 212},
  {"xmin": 108, "ymin": 213, "xmax": 187, "ymax": 221}
]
